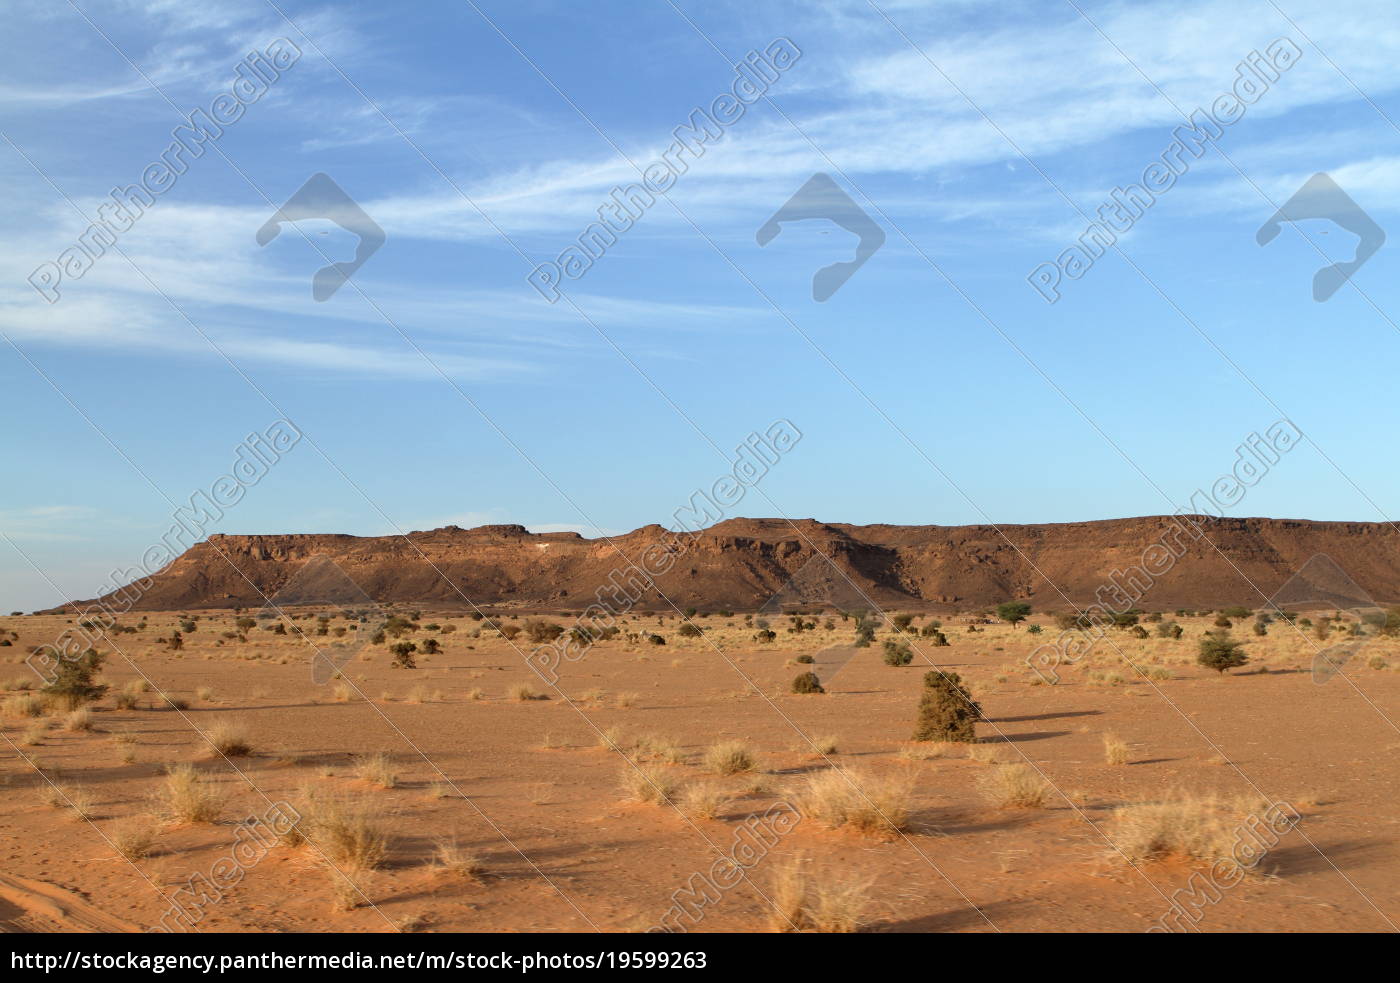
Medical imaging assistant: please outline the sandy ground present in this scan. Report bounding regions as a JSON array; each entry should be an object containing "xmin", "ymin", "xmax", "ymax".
[{"xmin": 1, "ymin": 608, "xmax": 1397, "ymax": 933}]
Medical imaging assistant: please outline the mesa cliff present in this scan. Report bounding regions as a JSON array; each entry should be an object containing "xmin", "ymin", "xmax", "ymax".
[{"xmin": 57, "ymin": 515, "xmax": 1400, "ymax": 613}]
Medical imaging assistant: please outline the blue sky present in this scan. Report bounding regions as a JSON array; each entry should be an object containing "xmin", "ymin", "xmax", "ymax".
[{"xmin": 5, "ymin": 0, "xmax": 1400, "ymax": 612}]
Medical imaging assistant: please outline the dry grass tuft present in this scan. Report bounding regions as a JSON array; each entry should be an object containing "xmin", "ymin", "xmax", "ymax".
[
  {"xmin": 1110, "ymin": 793, "xmax": 1253, "ymax": 866},
  {"xmin": 433, "ymin": 837, "xmax": 484, "ymax": 880},
  {"xmin": 352, "ymin": 752, "xmax": 398, "ymax": 789},
  {"xmin": 767, "ymin": 857, "xmax": 873, "ymax": 933},
  {"xmin": 978, "ymin": 763, "xmax": 1051, "ymax": 809},
  {"xmin": 158, "ymin": 763, "xmax": 224, "ymax": 824},
  {"xmin": 794, "ymin": 767, "xmax": 914, "ymax": 835},
  {"xmin": 298, "ymin": 790, "xmax": 391, "ymax": 871},
  {"xmin": 206, "ymin": 719, "xmax": 253, "ymax": 757},
  {"xmin": 677, "ymin": 780, "xmax": 730, "ymax": 820},
  {"xmin": 110, "ymin": 819, "xmax": 157, "ymax": 860},
  {"xmin": 63, "ymin": 707, "xmax": 94, "ymax": 732},
  {"xmin": 4, "ymin": 693, "xmax": 44, "ymax": 718},
  {"xmin": 508, "ymin": 681, "xmax": 548, "ymax": 702},
  {"xmin": 703, "ymin": 739, "xmax": 755, "ymax": 775},
  {"xmin": 619, "ymin": 762, "xmax": 682, "ymax": 806},
  {"xmin": 1103, "ymin": 732, "xmax": 1131, "ymax": 766}
]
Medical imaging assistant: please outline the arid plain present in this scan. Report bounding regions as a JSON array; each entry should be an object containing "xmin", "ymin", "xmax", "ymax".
[{"xmin": 2, "ymin": 605, "xmax": 1398, "ymax": 933}]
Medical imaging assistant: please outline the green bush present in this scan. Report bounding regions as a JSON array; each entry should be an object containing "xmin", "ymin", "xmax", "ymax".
[
  {"xmin": 791, "ymin": 671, "xmax": 824, "ymax": 694},
  {"xmin": 912, "ymin": 671, "xmax": 980, "ymax": 743},
  {"xmin": 1197, "ymin": 632, "xmax": 1248, "ymax": 675},
  {"xmin": 42, "ymin": 648, "xmax": 107, "ymax": 709},
  {"xmin": 882, "ymin": 640, "xmax": 913, "ymax": 666}
]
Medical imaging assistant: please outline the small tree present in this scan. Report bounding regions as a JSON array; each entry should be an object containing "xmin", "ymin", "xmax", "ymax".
[
  {"xmin": 912, "ymin": 670, "xmax": 981, "ymax": 743},
  {"xmin": 791, "ymin": 671, "xmax": 824, "ymax": 694},
  {"xmin": 42, "ymin": 648, "xmax": 107, "ymax": 710},
  {"xmin": 996, "ymin": 601, "xmax": 1032, "ymax": 626},
  {"xmin": 1197, "ymin": 632, "xmax": 1248, "ymax": 675}
]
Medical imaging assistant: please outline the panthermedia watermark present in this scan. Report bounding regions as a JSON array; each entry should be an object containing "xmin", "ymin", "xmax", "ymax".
[
  {"xmin": 27, "ymin": 418, "xmax": 302, "ymax": 684},
  {"xmin": 526, "ymin": 38, "xmax": 802, "ymax": 303},
  {"xmin": 1028, "ymin": 37, "xmax": 1302, "ymax": 303},
  {"xmin": 527, "ymin": 419, "xmax": 801, "ymax": 684},
  {"xmin": 27, "ymin": 39, "xmax": 302, "ymax": 304}
]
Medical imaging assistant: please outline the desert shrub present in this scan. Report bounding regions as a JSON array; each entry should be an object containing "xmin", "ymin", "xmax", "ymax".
[
  {"xmin": 703, "ymin": 740, "xmax": 755, "ymax": 775},
  {"xmin": 1197, "ymin": 632, "xmax": 1248, "ymax": 675},
  {"xmin": 1026, "ymin": 624, "xmax": 1042, "ymax": 634},
  {"xmin": 1154, "ymin": 621, "xmax": 1178, "ymax": 638},
  {"xmin": 923, "ymin": 627, "xmax": 948, "ymax": 646},
  {"xmin": 1129, "ymin": 625, "xmax": 1149, "ymax": 638},
  {"xmin": 41, "ymin": 648, "xmax": 107, "ymax": 710},
  {"xmin": 1112, "ymin": 612, "xmax": 1140, "ymax": 629},
  {"xmin": 996, "ymin": 601, "xmax": 1031, "ymax": 625},
  {"xmin": 1252, "ymin": 620, "xmax": 1268, "ymax": 636},
  {"xmin": 881, "ymin": 640, "xmax": 913, "ymax": 666},
  {"xmin": 791, "ymin": 671, "xmax": 824, "ymax": 694},
  {"xmin": 647, "ymin": 633, "xmax": 666, "ymax": 646},
  {"xmin": 677, "ymin": 622, "xmax": 702, "ymax": 638},
  {"xmin": 754, "ymin": 629, "xmax": 776, "ymax": 643},
  {"xmin": 1054, "ymin": 613, "xmax": 1080, "ymax": 631},
  {"xmin": 418, "ymin": 638, "xmax": 440, "ymax": 655},
  {"xmin": 389, "ymin": 642, "xmax": 417, "ymax": 669},
  {"xmin": 1213, "ymin": 615, "xmax": 1233, "ymax": 628},
  {"xmin": 892, "ymin": 613, "xmax": 914, "ymax": 631},
  {"xmin": 524, "ymin": 619, "xmax": 564, "ymax": 643},
  {"xmin": 794, "ymin": 653, "xmax": 814, "ymax": 664},
  {"xmin": 912, "ymin": 671, "xmax": 980, "ymax": 743}
]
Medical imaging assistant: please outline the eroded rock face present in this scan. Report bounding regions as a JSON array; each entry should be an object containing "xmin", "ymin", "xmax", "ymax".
[{"xmin": 59, "ymin": 515, "xmax": 1400, "ymax": 612}]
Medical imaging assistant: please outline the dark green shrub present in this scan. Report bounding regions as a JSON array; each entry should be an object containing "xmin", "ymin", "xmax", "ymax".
[
  {"xmin": 390, "ymin": 641, "xmax": 417, "ymax": 669},
  {"xmin": 791, "ymin": 671, "xmax": 824, "ymax": 694},
  {"xmin": 754, "ymin": 629, "xmax": 776, "ymax": 643},
  {"xmin": 678, "ymin": 622, "xmax": 702, "ymax": 638},
  {"xmin": 912, "ymin": 670, "xmax": 980, "ymax": 742},
  {"xmin": 882, "ymin": 640, "xmax": 913, "ymax": 666},
  {"xmin": 795, "ymin": 654, "xmax": 814, "ymax": 664},
  {"xmin": 524, "ymin": 619, "xmax": 564, "ymax": 643},
  {"xmin": 1197, "ymin": 632, "xmax": 1248, "ymax": 675}
]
